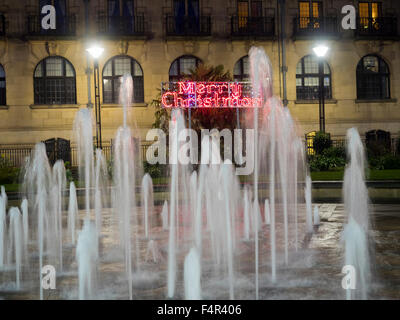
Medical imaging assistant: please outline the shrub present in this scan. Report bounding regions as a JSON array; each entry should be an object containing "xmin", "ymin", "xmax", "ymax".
[
  {"xmin": 368, "ymin": 154, "xmax": 400, "ymax": 170},
  {"xmin": 309, "ymin": 154, "xmax": 345, "ymax": 172},
  {"xmin": 143, "ymin": 161, "xmax": 163, "ymax": 179},
  {"xmin": 313, "ymin": 131, "xmax": 332, "ymax": 155},
  {"xmin": 367, "ymin": 140, "xmax": 389, "ymax": 158},
  {"xmin": 322, "ymin": 146, "xmax": 346, "ymax": 159},
  {"xmin": 0, "ymin": 167, "xmax": 21, "ymax": 185}
]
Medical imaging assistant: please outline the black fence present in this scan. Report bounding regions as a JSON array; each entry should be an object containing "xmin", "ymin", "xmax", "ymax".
[
  {"xmin": 356, "ymin": 17, "xmax": 398, "ymax": 38},
  {"xmin": 305, "ymin": 136, "xmax": 399, "ymax": 156},
  {"xmin": 1, "ymin": 143, "xmax": 123, "ymax": 168},
  {"xmin": 293, "ymin": 16, "xmax": 338, "ymax": 38},
  {"xmin": 97, "ymin": 14, "xmax": 145, "ymax": 36},
  {"xmin": 165, "ymin": 15, "xmax": 211, "ymax": 36},
  {"xmin": 231, "ymin": 16, "xmax": 275, "ymax": 37},
  {"xmin": 27, "ymin": 14, "xmax": 76, "ymax": 36}
]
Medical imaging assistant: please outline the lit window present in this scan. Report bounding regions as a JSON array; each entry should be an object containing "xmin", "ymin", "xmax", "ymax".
[
  {"xmin": 102, "ymin": 56, "xmax": 144, "ymax": 103},
  {"xmin": 296, "ymin": 55, "xmax": 332, "ymax": 100}
]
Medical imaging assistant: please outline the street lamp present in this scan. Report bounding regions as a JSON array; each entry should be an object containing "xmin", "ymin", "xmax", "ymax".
[
  {"xmin": 313, "ymin": 44, "xmax": 329, "ymax": 133},
  {"xmin": 86, "ymin": 44, "xmax": 104, "ymax": 149}
]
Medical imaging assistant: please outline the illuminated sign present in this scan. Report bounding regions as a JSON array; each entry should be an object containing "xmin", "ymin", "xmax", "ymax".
[{"xmin": 161, "ymin": 82, "xmax": 261, "ymax": 108}]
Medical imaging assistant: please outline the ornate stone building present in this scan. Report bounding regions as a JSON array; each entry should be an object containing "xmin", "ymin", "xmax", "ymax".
[{"xmin": 0, "ymin": 0, "xmax": 399, "ymax": 150}]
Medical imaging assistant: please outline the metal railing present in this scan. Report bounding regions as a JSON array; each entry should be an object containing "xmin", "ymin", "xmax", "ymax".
[
  {"xmin": 293, "ymin": 16, "xmax": 338, "ymax": 38},
  {"xmin": 97, "ymin": 14, "xmax": 145, "ymax": 36},
  {"xmin": 165, "ymin": 15, "xmax": 211, "ymax": 36},
  {"xmin": 305, "ymin": 138, "xmax": 399, "ymax": 156},
  {"xmin": 27, "ymin": 14, "xmax": 76, "ymax": 36},
  {"xmin": 231, "ymin": 16, "xmax": 275, "ymax": 37},
  {"xmin": 356, "ymin": 17, "xmax": 398, "ymax": 38},
  {"xmin": 0, "ymin": 143, "xmax": 153, "ymax": 168}
]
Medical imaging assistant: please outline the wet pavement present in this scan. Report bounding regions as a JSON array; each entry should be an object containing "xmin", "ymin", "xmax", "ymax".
[{"xmin": 0, "ymin": 203, "xmax": 399, "ymax": 300}]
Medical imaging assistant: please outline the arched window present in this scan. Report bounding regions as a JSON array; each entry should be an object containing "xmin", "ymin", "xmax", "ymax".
[
  {"xmin": 169, "ymin": 55, "xmax": 201, "ymax": 81},
  {"xmin": 34, "ymin": 56, "xmax": 76, "ymax": 105},
  {"xmin": 0, "ymin": 64, "xmax": 5, "ymax": 105},
  {"xmin": 233, "ymin": 56, "xmax": 249, "ymax": 81},
  {"xmin": 296, "ymin": 55, "xmax": 332, "ymax": 100},
  {"xmin": 102, "ymin": 55, "xmax": 144, "ymax": 103},
  {"xmin": 357, "ymin": 55, "xmax": 390, "ymax": 100}
]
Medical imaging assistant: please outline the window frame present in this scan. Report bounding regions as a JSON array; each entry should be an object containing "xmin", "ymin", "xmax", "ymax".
[
  {"xmin": 168, "ymin": 55, "xmax": 201, "ymax": 82},
  {"xmin": 102, "ymin": 55, "xmax": 144, "ymax": 104},
  {"xmin": 33, "ymin": 56, "xmax": 76, "ymax": 105},
  {"xmin": 356, "ymin": 54, "xmax": 390, "ymax": 100},
  {"xmin": 233, "ymin": 56, "xmax": 249, "ymax": 82},
  {"xmin": 296, "ymin": 55, "xmax": 332, "ymax": 101}
]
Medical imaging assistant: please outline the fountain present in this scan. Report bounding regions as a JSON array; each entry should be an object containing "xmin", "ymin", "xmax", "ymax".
[
  {"xmin": 342, "ymin": 128, "xmax": 371, "ymax": 300},
  {"xmin": 7, "ymin": 207, "xmax": 23, "ymax": 289},
  {"xmin": 141, "ymin": 173, "xmax": 153, "ymax": 239},
  {"xmin": 161, "ymin": 200, "xmax": 168, "ymax": 230},
  {"xmin": 76, "ymin": 220, "xmax": 98, "ymax": 300},
  {"xmin": 184, "ymin": 247, "xmax": 201, "ymax": 300},
  {"xmin": 67, "ymin": 182, "xmax": 79, "ymax": 244},
  {"xmin": 0, "ymin": 46, "xmax": 382, "ymax": 301}
]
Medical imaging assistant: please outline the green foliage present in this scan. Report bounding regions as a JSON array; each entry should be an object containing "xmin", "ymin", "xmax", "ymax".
[
  {"xmin": 321, "ymin": 146, "xmax": 346, "ymax": 159},
  {"xmin": 368, "ymin": 154, "xmax": 400, "ymax": 170},
  {"xmin": 64, "ymin": 161, "xmax": 73, "ymax": 182},
  {"xmin": 143, "ymin": 161, "xmax": 164, "ymax": 179},
  {"xmin": 309, "ymin": 154, "xmax": 346, "ymax": 172},
  {"xmin": 0, "ymin": 154, "xmax": 20, "ymax": 184},
  {"xmin": 366, "ymin": 140, "xmax": 389, "ymax": 158},
  {"xmin": 313, "ymin": 131, "xmax": 332, "ymax": 155},
  {"xmin": 0, "ymin": 167, "xmax": 21, "ymax": 185},
  {"xmin": 0, "ymin": 154, "xmax": 11, "ymax": 169}
]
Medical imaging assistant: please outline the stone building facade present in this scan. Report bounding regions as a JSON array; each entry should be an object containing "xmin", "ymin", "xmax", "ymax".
[{"xmin": 0, "ymin": 0, "xmax": 399, "ymax": 147}]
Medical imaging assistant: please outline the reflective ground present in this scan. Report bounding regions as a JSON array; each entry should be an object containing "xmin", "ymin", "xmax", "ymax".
[{"xmin": 1, "ymin": 203, "xmax": 399, "ymax": 300}]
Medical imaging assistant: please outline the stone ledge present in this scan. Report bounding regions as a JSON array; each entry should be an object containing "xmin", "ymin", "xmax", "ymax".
[
  {"xmin": 294, "ymin": 99, "xmax": 337, "ymax": 104},
  {"xmin": 355, "ymin": 99, "xmax": 398, "ymax": 104},
  {"xmin": 101, "ymin": 103, "xmax": 148, "ymax": 108},
  {"xmin": 30, "ymin": 104, "xmax": 80, "ymax": 109}
]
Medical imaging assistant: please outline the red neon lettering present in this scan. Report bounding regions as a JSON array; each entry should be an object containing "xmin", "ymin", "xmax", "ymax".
[
  {"xmin": 162, "ymin": 82, "xmax": 260, "ymax": 108},
  {"xmin": 197, "ymin": 83, "xmax": 206, "ymax": 94},
  {"xmin": 161, "ymin": 92, "xmax": 174, "ymax": 107},
  {"xmin": 178, "ymin": 82, "xmax": 195, "ymax": 94}
]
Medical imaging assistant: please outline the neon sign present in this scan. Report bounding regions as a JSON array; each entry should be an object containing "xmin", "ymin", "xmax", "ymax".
[{"xmin": 161, "ymin": 82, "xmax": 261, "ymax": 108}]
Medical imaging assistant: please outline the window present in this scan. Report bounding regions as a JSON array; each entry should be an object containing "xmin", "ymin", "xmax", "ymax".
[
  {"xmin": 233, "ymin": 56, "xmax": 249, "ymax": 81},
  {"xmin": 299, "ymin": 1, "xmax": 322, "ymax": 29},
  {"xmin": 107, "ymin": 0, "xmax": 134, "ymax": 33},
  {"xmin": 238, "ymin": 0, "xmax": 262, "ymax": 27},
  {"xmin": 171, "ymin": 0, "xmax": 200, "ymax": 34},
  {"xmin": 169, "ymin": 55, "xmax": 201, "ymax": 81},
  {"xmin": 102, "ymin": 56, "xmax": 144, "ymax": 103},
  {"xmin": 306, "ymin": 131, "xmax": 317, "ymax": 155},
  {"xmin": 0, "ymin": 64, "xmax": 5, "ymax": 105},
  {"xmin": 359, "ymin": 2, "xmax": 382, "ymax": 29},
  {"xmin": 296, "ymin": 55, "xmax": 332, "ymax": 100},
  {"xmin": 356, "ymin": 55, "xmax": 390, "ymax": 100},
  {"xmin": 34, "ymin": 56, "xmax": 76, "ymax": 105}
]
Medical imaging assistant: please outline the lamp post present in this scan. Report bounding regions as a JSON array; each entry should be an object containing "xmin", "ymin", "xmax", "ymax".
[
  {"xmin": 313, "ymin": 44, "xmax": 329, "ymax": 133},
  {"xmin": 86, "ymin": 45, "xmax": 104, "ymax": 149}
]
